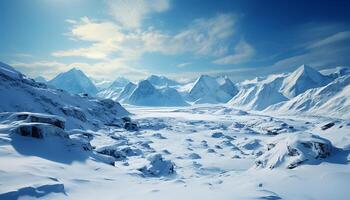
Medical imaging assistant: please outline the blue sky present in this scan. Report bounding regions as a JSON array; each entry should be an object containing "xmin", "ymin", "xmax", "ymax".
[{"xmin": 1, "ymin": 0, "xmax": 350, "ymax": 82}]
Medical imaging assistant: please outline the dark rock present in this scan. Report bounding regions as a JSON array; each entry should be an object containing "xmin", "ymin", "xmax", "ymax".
[
  {"xmin": 321, "ymin": 122, "xmax": 335, "ymax": 130},
  {"xmin": 124, "ymin": 122, "xmax": 139, "ymax": 131}
]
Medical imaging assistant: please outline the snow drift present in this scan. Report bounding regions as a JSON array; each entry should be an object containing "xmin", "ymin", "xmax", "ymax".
[{"xmin": 255, "ymin": 133, "xmax": 332, "ymax": 169}]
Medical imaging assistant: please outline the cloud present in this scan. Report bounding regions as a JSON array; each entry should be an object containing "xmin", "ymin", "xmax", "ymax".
[
  {"xmin": 271, "ymin": 30, "xmax": 350, "ymax": 71},
  {"xmin": 307, "ymin": 31, "xmax": 350, "ymax": 49},
  {"xmin": 176, "ymin": 62, "xmax": 191, "ymax": 68},
  {"xmin": 53, "ymin": 14, "xmax": 237, "ymax": 61},
  {"xmin": 213, "ymin": 39, "xmax": 255, "ymax": 65},
  {"xmin": 107, "ymin": 0, "xmax": 170, "ymax": 29},
  {"xmin": 52, "ymin": 17, "xmax": 123, "ymax": 59},
  {"xmin": 11, "ymin": 61, "xmax": 67, "ymax": 78},
  {"xmin": 166, "ymin": 14, "xmax": 236, "ymax": 56}
]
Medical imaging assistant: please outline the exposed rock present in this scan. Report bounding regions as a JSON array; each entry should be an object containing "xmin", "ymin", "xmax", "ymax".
[
  {"xmin": 124, "ymin": 122, "xmax": 139, "ymax": 131},
  {"xmin": 138, "ymin": 154, "xmax": 175, "ymax": 177},
  {"xmin": 321, "ymin": 122, "xmax": 335, "ymax": 130},
  {"xmin": 211, "ymin": 132, "xmax": 224, "ymax": 138},
  {"xmin": 188, "ymin": 153, "xmax": 201, "ymax": 159},
  {"xmin": 11, "ymin": 112, "xmax": 65, "ymax": 129},
  {"xmin": 12, "ymin": 123, "xmax": 68, "ymax": 139},
  {"xmin": 97, "ymin": 145, "xmax": 142, "ymax": 161},
  {"xmin": 61, "ymin": 106, "xmax": 87, "ymax": 122}
]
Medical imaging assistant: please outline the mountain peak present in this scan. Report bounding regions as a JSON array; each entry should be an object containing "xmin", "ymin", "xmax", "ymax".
[
  {"xmin": 49, "ymin": 68, "xmax": 98, "ymax": 96},
  {"xmin": 280, "ymin": 64, "xmax": 332, "ymax": 98},
  {"xmin": 146, "ymin": 75, "xmax": 178, "ymax": 87}
]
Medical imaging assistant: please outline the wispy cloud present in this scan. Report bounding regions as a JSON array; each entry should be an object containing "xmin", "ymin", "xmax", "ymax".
[
  {"xmin": 107, "ymin": 0, "xmax": 170, "ymax": 29},
  {"xmin": 307, "ymin": 31, "xmax": 350, "ymax": 49},
  {"xmin": 271, "ymin": 30, "xmax": 350, "ymax": 71},
  {"xmin": 213, "ymin": 39, "xmax": 254, "ymax": 65},
  {"xmin": 176, "ymin": 62, "xmax": 191, "ymax": 68},
  {"xmin": 53, "ymin": 14, "xmax": 237, "ymax": 61}
]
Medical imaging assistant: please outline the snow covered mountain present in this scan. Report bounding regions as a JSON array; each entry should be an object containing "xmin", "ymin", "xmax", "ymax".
[
  {"xmin": 126, "ymin": 80, "xmax": 188, "ymax": 106},
  {"xmin": 280, "ymin": 64, "xmax": 333, "ymax": 98},
  {"xmin": 49, "ymin": 68, "xmax": 98, "ymax": 96},
  {"xmin": 230, "ymin": 65, "xmax": 334, "ymax": 110},
  {"xmin": 146, "ymin": 75, "xmax": 179, "ymax": 87},
  {"xmin": 0, "ymin": 62, "xmax": 129, "ymax": 129},
  {"xmin": 321, "ymin": 66, "xmax": 350, "ymax": 79},
  {"xmin": 109, "ymin": 77, "xmax": 130, "ymax": 88},
  {"xmin": 93, "ymin": 79, "xmax": 113, "ymax": 91},
  {"xmin": 117, "ymin": 82, "xmax": 137, "ymax": 102},
  {"xmin": 266, "ymin": 74, "xmax": 350, "ymax": 119},
  {"xmin": 229, "ymin": 74, "xmax": 288, "ymax": 110},
  {"xmin": 97, "ymin": 77, "xmax": 130, "ymax": 100},
  {"xmin": 188, "ymin": 75, "xmax": 238, "ymax": 104}
]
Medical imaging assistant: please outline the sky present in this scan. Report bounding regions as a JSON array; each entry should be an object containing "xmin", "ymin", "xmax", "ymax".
[{"xmin": 1, "ymin": 0, "xmax": 350, "ymax": 82}]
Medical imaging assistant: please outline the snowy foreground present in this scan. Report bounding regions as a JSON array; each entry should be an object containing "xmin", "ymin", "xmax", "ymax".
[{"xmin": 1, "ymin": 105, "xmax": 350, "ymax": 200}]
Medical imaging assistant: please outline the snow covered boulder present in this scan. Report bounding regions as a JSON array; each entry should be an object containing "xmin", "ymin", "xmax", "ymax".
[
  {"xmin": 211, "ymin": 132, "xmax": 224, "ymax": 138},
  {"xmin": 68, "ymin": 129, "xmax": 94, "ymax": 151},
  {"xmin": 11, "ymin": 112, "xmax": 65, "ymax": 129},
  {"xmin": 124, "ymin": 122, "xmax": 139, "ymax": 131},
  {"xmin": 97, "ymin": 145, "xmax": 142, "ymax": 161},
  {"xmin": 60, "ymin": 106, "xmax": 87, "ymax": 122},
  {"xmin": 138, "ymin": 154, "xmax": 175, "ymax": 177},
  {"xmin": 12, "ymin": 123, "xmax": 68, "ymax": 139},
  {"xmin": 255, "ymin": 133, "xmax": 332, "ymax": 169}
]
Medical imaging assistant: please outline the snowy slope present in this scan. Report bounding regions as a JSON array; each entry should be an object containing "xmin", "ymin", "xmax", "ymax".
[
  {"xmin": 117, "ymin": 82, "xmax": 137, "ymax": 102},
  {"xmin": 49, "ymin": 68, "xmax": 98, "ymax": 96},
  {"xmin": 97, "ymin": 77, "xmax": 131, "ymax": 100},
  {"xmin": 266, "ymin": 74, "xmax": 350, "ymax": 119},
  {"xmin": 229, "ymin": 74, "xmax": 288, "ymax": 110},
  {"xmin": 188, "ymin": 75, "xmax": 238, "ymax": 104},
  {"xmin": 320, "ymin": 66, "xmax": 350, "ymax": 79},
  {"xmin": 93, "ymin": 79, "xmax": 113, "ymax": 91},
  {"xmin": 126, "ymin": 80, "xmax": 188, "ymax": 106},
  {"xmin": 230, "ymin": 65, "xmax": 334, "ymax": 111},
  {"xmin": 146, "ymin": 75, "xmax": 179, "ymax": 87},
  {"xmin": 0, "ymin": 62, "xmax": 129, "ymax": 129},
  {"xmin": 109, "ymin": 77, "xmax": 130, "ymax": 88},
  {"xmin": 280, "ymin": 64, "xmax": 333, "ymax": 98}
]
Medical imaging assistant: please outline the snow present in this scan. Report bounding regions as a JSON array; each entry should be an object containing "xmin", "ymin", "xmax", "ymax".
[
  {"xmin": 126, "ymin": 80, "xmax": 188, "ymax": 106},
  {"xmin": 229, "ymin": 74, "xmax": 288, "ymax": 110},
  {"xmin": 230, "ymin": 65, "xmax": 335, "ymax": 111},
  {"xmin": 147, "ymin": 75, "xmax": 179, "ymax": 87},
  {"xmin": 266, "ymin": 74, "xmax": 350, "ymax": 119},
  {"xmin": 255, "ymin": 133, "xmax": 333, "ymax": 169},
  {"xmin": 0, "ymin": 65, "xmax": 129, "ymax": 130},
  {"xmin": 1, "ymin": 61, "xmax": 350, "ymax": 200},
  {"xmin": 188, "ymin": 75, "xmax": 238, "ymax": 104},
  {"xmin": 117, "ymin": 82, "xmax": 137, "ymax": 102},
  {"xmin": 280, "ymin": 64, "xmax": 333, "ymax": 98},
  {"xmin": 1, "ymin": 104, "xmax": 349, "ymax": 199},
  {"xmin": 48, "ymin": 68, "xmax": 98, "ymax": 96}
]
